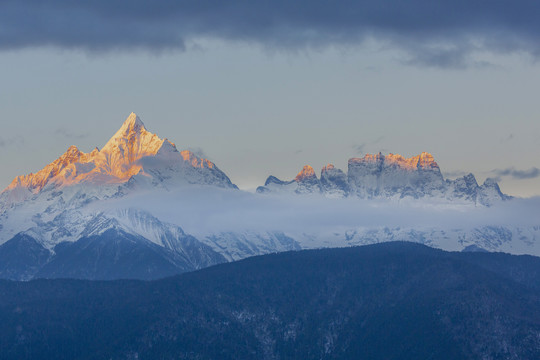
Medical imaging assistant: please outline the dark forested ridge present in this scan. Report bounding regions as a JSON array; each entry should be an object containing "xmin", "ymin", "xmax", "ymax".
[
  {"xmin": 0, "ymin": 229, "xmax": 227, "ymax": 281},
  {"xmin": 1, "ymin": 242, "xmax": 539, "ymax": 359}
]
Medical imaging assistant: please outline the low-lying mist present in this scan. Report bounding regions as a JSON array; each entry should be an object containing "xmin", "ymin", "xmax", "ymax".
[{"xmin": 90, "ymin": 187, "xmax": 540, "ymax": 236}]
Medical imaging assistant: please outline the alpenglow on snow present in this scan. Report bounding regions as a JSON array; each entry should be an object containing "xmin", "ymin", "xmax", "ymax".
[{"xmin": 0, "ymin": 112, "xmax": 535, "ymax": 282}]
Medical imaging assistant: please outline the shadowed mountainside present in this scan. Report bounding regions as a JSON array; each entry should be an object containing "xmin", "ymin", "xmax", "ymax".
[{"xmin": 0, "ymin": 242, "xmax": 539, "ymax": 359}]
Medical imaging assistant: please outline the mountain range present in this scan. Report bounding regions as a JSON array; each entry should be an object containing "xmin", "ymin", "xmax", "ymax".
[
  {"xmin": 257, "ymin": 153, "xmax": 507, "ymax": 206},
  {"xmin": 0, "ymin": 113, "xmax": 537, "ymax": 280}
]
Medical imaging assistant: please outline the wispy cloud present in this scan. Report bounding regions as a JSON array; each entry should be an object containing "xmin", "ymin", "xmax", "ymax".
[
  {"xmin": 3, "ymin": 1, "xmax": 540, "ymax": 67},
  {"xmin": 442, "ymin": 170, "xmax": 470, "ymax": 179},
  {"xmin": 500, "ymin": 133, "xmax": 515, "ymax": 143},
  {"xmin": 352, "ymin": 136, "xmax": 384, "ymax": 155},
  {"xmin": 96, "ymin": 187, "xmax": 540, "ymax": 237},
  {"xmin": 492, "ymin": 167, "xmax": 540, "ymax": 180},
  {"xmin": 55, "ymin": 128, "xmax": 89, "ymax": 140},
  {"xmin": 0, "ymin": 135, "xmax": 24, "ymax": 148},
  {"xmin": 352, "ymin": 143, "xmax": 365, "ymax": 155},
  {"xmin": 187, "ymin": 147, "xmax": 210, "ymax": 160}
]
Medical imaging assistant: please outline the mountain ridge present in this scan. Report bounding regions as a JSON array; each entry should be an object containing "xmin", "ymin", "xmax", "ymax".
[
  {"xmin": 3, "ymin": 112, "xmax": 236, "ymax": 197},
  {"xmin": 0, "ymin": 113, "xmax": 535, "ymax": 282},
  {"xmin": 257, "ymin": 151, "xmax": 508, "ymax": 206},
  {"xmin": 1, "ymin": 243, "xmax": 539, "ymax": 359},
  {"xmin": 2, "ymin": 113, "xmax": 507, "ymax": 206}
]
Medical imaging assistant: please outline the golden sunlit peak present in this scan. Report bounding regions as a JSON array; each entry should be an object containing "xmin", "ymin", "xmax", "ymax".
[
  {"xmin": 120, "ymin": 112, "xmax": 146, "ymax": 131},
  {"xmin": 2, "ymin": 113, "xmax": 234, "ymax": 194},
  {"xmin": 65, "ymin": 145, "xmax": 81, "ymax": 153},
  {"xmin": 180, "ymin": 150, "xmax": 215, "ymax": 169},
  {"xmin": 295, "ymin": 165, "xmax": 316, "ymax": 181},
  {"xmin": 348, "ymin": 152, "xmax": 439, "ymax": 171}
]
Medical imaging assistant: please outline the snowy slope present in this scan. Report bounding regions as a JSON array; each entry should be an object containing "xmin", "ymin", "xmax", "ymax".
[
  {"xmin": 2, "ymin": 113, "xmax": 235, "ymax": 204},
  {"xmin": 0, "ymin": 113, "xmax": 237, "ymax": 242},
  {"xmin": 257, "ymin": 152, "xmax": 509, "ymax": 206},
  {"xmin": 0, "ymin": 112, "xmax": 537, "ymax": 280}
]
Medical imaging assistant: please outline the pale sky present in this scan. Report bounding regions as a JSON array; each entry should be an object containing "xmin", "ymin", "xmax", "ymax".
[{"xmin": 1, "ymin": 2, "xmax": 539, "ymax": 197}]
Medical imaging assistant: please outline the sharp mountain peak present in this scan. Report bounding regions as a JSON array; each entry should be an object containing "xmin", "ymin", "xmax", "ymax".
[{"xmin": 3, "ymin": 113, "xmax": 233, "ymax": 194}]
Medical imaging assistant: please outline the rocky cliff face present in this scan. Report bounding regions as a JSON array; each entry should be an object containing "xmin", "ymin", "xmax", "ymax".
[
  {"xmin": 320, "ymin": 164, "xmax": 349, "ymax": 197},
  {"xmin": 257, "ymin": 152, "xmax": 508, "ymax": 206},
  {"xmin": 347, "ymin": 152, "xmax": 445, "ymax": 199}
]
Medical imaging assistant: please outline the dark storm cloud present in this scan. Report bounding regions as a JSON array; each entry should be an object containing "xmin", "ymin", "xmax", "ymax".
[
  {"xmin": 493, "ymin": 167, "xmax": 540, "ymax": 180},
  {"xmin": 2, "ymin": 1, "xmax": 540, "ymax": 66}
]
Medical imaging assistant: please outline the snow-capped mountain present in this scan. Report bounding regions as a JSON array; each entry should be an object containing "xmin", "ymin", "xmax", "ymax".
[
  {"xmin": 256, "ymin": 152, "xmax": 508, "ymax": 206},
  {"xmin": 258, "ymin": 165, "xmax": 323, "ymax": 195},
  {"xmin": 320, "ymin": 164, "xmax": 350, "ymax": 197},
  {"xmin": 0, "ymin": 114, "xmax": 236, "ymax": 239},
  {"xmin": 2, "ymin": 113, "xmax": 235, "ymax": 205},
  {"xmin": 0, "ymin": 113, "xmax": 536, "ymax": 281}
]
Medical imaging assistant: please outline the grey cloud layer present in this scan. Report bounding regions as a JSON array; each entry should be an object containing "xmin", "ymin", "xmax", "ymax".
[
  {"xmin": 493, "ymin": 167, "xmax": 540, "ymax": 180},
  {"xmin": 2, "ymin": 1, "xmax": 540, "ymax": 66}
]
